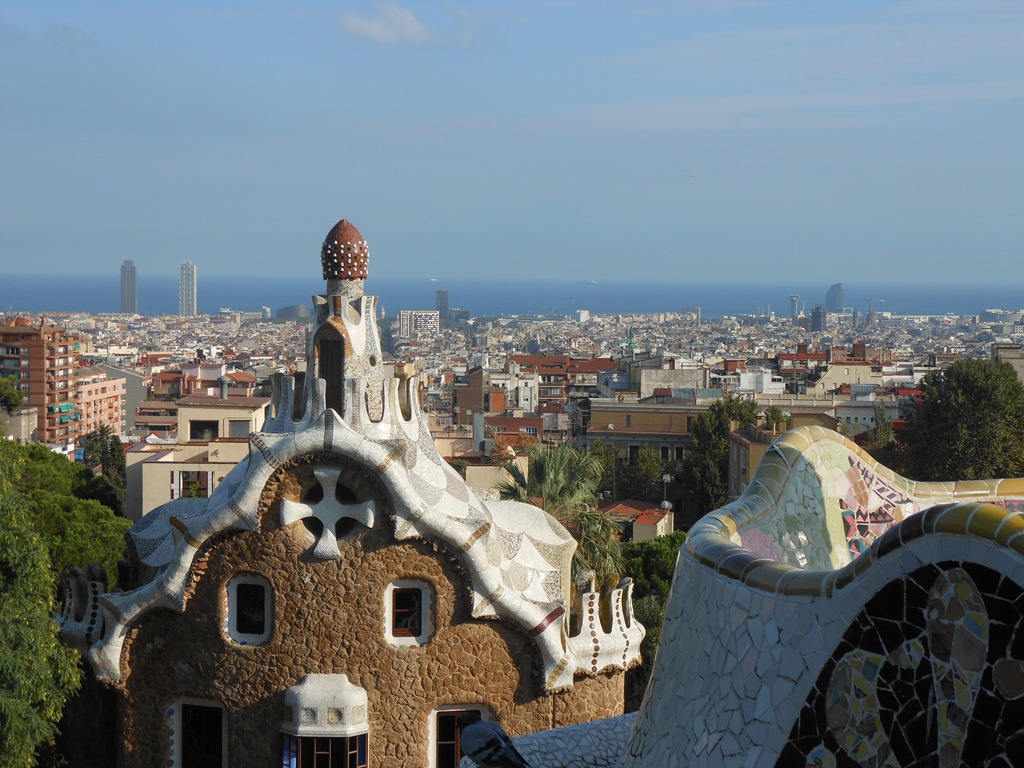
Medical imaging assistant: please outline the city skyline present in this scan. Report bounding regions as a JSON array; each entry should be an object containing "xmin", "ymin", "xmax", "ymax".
[{"xmin": 1, "ymin": 2, "xmax": 1022, "ymax": 284}]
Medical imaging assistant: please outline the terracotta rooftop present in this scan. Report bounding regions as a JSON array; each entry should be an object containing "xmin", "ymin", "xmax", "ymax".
[{"xmin": 321, "ymin": 218, "xmax": 369, "ymax": 281}]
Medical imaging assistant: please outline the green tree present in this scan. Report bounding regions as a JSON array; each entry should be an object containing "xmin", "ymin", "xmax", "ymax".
[
  {"xmin": 22, "ymin": 490, "xmax": 130, "ymax": 581},
  {"xmin": 587, "ymin": 439, "xmax": 618, "ymax": 497},
  {"xmin": 570, "ymin": 505, "xmax": 625, "ymax": 590},
  {"xmin": 82, "ymin": 425, "xmax": 126, "ymax": 515},
  {"xmin": 902, "ymin": 359, "xmax": 1024, "ymax": 481},
  {"xmin": 688, "ymin": 404, "xmax": 732, "ymax": 468},
  {"xmin": 498, "ymin": 444, "xmax": 603, "ymax": 519},
  {"xmin": 0, "ymin": 375, "xmax": 24, "ymax": 415},
  {"xmin": 621, "ymin": 530, "xmax": 687, "ymax": 601},
  {"xmin": 679, "ymin": 400, "xmax": 735, "ymax": 517},
  {"xmin": 683, "ymin": 453, "xmax": 728, "ymax": 516},
  {"xmin": 0, "ymin": 452, "xmax": 82, "ymax": 767},
  {"xmin": 763, "ymin": 405, "xmax": 787, "ymax": 431},
  {"xmin": 722, "ymin": 396, "xmax": 759, "ymax": 429},
  {"xmin": 1, "ymin": 442, "xmax": 129, "ymax": 587},
  {"xmin": 11, "ymin": 445, "xmax": 87, "ymax": 497},
  {"xmin": 618, "ymin": 445, "xmax": 664, "ymax": 502},
  {"xmin": 498, "ymin": 444, "xmax": 623, "ymax": 586},
  {"xmin": 620, "ymin": 530, "xmax": 688, "ymax": 710},
  {"xmin": 624, "ymin": 594, "xmax": 666, "ymax": 712}
]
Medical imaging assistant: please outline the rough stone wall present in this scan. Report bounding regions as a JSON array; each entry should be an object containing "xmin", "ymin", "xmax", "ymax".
[{"xmin": 115, "ymin": 455, "xmax": 622, "ymax": 767}]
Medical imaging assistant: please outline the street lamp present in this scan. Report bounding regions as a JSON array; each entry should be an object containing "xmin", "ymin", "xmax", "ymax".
[{"xmin": 662, "ymin": 473, "xmax": 672, "ymax": 504}]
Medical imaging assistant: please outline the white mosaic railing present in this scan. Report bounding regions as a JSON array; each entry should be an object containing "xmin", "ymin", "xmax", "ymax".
[{"xmin": 623, "ymin": 427, "xmax": 1024, "ymax": 767}]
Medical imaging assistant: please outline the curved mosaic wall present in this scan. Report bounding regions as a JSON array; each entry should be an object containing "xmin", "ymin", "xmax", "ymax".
[{"xmin": 623, "ymin": 426, "xmax": 1024, "ymax": 767}]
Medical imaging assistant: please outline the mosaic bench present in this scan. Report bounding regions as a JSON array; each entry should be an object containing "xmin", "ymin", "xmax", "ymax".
[{"xmin": 623, "ymin": 426, "xmax": 1024, "ymax": 767}]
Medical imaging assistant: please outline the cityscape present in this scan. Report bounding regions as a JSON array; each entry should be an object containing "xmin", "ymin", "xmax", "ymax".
[
  {"xmin": 3, "ymin": 1, "xmax": 1024, "ymax": 767},
  {"xmin": 3, "ymin": 227, "xmax": 1024, "ymax": 768}
]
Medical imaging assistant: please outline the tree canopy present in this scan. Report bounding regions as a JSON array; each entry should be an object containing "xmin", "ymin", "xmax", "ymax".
[
  {"xmin": 620, "ymin": 530, "xmax": 687, "ymax": 711},
  {"xmin": 498, "ymin": 443, "xmax": 603, "ymax": 519},
  {"xmin": 901, "ymin": 358, "xmax": 1024, "ymax": 481},
  {"xmin": 680, "ymin": 397, "xmax": 756, "ymax": 518},
  {"xmin": 621, "ymin": 530, "xmax": 687, "ymax": 601},
  {"xmin": 0, "ymin": 442, "xmax": 129, "ymax": 587},
  {"xmin": 616, "ymin": 445, "xmax": 664, "ymax": 503},
  {"xmin": 81, "ymin": 425, "xmax": 126, "ymax": 516},
  {"xmin": 0, "ymin": 376, "xmax": 24, "ymax": 415},
  {"xmin": 0, "ymin": 451, "xmax": 82, "ymax": 768}
]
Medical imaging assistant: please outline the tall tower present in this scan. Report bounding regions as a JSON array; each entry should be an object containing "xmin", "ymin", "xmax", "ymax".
[
  {"xmin": 825, "ymin": 283, "xmax": 844, "ymax": 313},
  {"xmin": 811, "ymin": 305, "xmax": 827, "ymax": 333},
  {"xmin": 789, "ymin": 294, "xmax": 800, "ymax": 320},
  {"xmin": 313, "ymin": 218, "xmax": 384, "ymax": 419},
  {"xmin": 179, "ymin": 261, "xmax": 197, "ymax": 316},
  {"xmin": 120, "ymin": 260, "xmax": 137, "ymax": 314},
  {"xmin": 436, "ymin": 289, "xmax": 450, "ymax": 319}
]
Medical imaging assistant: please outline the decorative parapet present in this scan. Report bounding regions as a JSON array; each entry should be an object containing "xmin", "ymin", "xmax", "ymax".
[
  {"xmin": 624, "ymin": 427, "xmax": 1024, "ymax": 767},
  {"xmin": 566, "ymin": 575, "xmax": 644, "ymax": 676}
]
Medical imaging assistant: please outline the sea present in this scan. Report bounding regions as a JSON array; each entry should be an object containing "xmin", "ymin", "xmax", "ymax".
[{"xmin": 0, "ymin": 274, "xmax": 1021, "ymax": 319}]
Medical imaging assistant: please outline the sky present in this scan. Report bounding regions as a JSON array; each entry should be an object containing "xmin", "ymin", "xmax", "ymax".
[{"xmin": 1, "ymin": 1, "xmax": 1022, "ymax": 283}]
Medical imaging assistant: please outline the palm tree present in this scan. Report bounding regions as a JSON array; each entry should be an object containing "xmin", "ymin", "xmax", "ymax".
[
  {"xmin": 498, "ymin": 444, "xmax": 623, "ymax": 587},
  {"xmin": 83, "ymin": 423, "xmax": 116, "ymax": 472}
]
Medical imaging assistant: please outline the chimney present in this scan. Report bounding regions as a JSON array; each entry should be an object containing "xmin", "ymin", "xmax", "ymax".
[{"xmin": 218, "ymin": 375, "xmax": 231, "ymax": 400}]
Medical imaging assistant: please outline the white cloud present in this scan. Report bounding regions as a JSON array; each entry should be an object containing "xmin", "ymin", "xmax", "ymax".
[{"xmin": 340, "ymin": 2, "xmax": 437, "ymax": 45}]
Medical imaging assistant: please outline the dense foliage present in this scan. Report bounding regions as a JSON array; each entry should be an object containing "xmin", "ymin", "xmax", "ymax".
[
  {"xmin": 621, "ymin": 530, "xmax": 687, "ymax": 711},
  {"xmin": 0, "ymin": 442, "xmax": 129, "ymax": 585},
  {"xmin": 81, "ymin": 424, "xmax": 126, "ymax": 516},
  {"xmin": 901, "ymin": 359, "xmax": 1024, "ymax": 481},
  {"xmin": 588, "ymin": 441, "xmax": 667, "ymax": 504},
  {"xmin": 0, "ymin": 376, "xmax": 24, "ymax": 415},
  {"xmin": 621, "ymin": 530, "xmax": 687, "ymax": 601},
  {"xmin": 0, "ymin": 451, "xmax": 82, "ymax": 768},
  {"xmin": 680, "ymin": 397, "xmax": 758, "ymax": 517}
]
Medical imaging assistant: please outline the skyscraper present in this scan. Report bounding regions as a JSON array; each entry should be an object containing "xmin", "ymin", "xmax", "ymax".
[
  {"xmin": 120, "ymin": 260, "xmax": 138, "ymax": 314},
  {"xmin": 179, "ymin": 261, "xmax": 197, "ymax": 316},
  {"xmin": 811, "ymin": 305, "xmax": 827, "ymax": 333},
  {"xmin": 436, "ymin": 289, "xmax": 450, "ymax": 319},
  {"xmin": 789, "ymin": 294, "xmax": 800, "ymax": 320},
  {"xmin": 825, "ymin": 283, "xmax": 844, "ymax": 313}
]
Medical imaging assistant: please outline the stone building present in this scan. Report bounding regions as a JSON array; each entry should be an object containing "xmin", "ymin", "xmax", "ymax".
[{"xmin": 60, "ymin": 219, "xmax": 642, "ymax": 768}]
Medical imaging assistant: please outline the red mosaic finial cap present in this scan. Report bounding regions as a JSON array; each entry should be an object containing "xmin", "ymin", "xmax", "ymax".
[{"xmin": 321, "ymin": 219, "xmax": 369, "ymax": 280}]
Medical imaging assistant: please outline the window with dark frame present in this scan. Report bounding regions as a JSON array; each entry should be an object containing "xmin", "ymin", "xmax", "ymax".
[
  {"xmin": 181, "ymin": 703, "xmax": 223, "ymax": 768},
  {"xmin": 234, "ymin": 582, "xmax": 266, "ymax": 636},
  {"xmin": 282, "ymin": 733, "xmax": 367, "ymax": 768},
  {"xmin": 391, "ymin": 587, "xmax": 423, "ymax": 637},
  {"xmin": 189, "ymin": 420, "xmax": 219, "ymax": 441},
  {"xmin": 434, "ymin": 709, "xmax": 479, "ymax": 768}
]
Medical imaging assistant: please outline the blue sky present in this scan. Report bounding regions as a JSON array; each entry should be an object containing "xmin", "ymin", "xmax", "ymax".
[{"xmin": 1, "ymin": 1, "xmax": 1022, "ymax": 283}]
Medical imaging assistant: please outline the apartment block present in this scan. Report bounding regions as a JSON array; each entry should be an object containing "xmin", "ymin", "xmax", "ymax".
[
  {"xmin": 0, "ymin": 318, "xmax": 84, "ymax": 445},
  {"xmin": 76, "ymin": 367, "xmax": 126, "ymax": 437}
]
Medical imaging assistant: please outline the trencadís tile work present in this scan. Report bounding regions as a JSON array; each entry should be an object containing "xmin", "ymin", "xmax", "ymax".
[{"xmin": 623, "ymin": 426, "xmax": 1024, "ymax": 767}]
